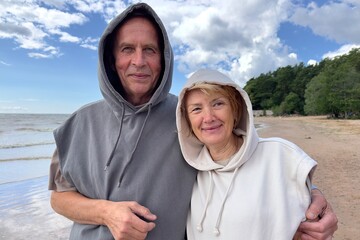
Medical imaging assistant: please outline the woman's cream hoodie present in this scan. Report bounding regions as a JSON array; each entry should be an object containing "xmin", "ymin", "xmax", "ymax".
[{"xmin": 176, "ymin": 69, "xmax": 317, "ymax": 239}]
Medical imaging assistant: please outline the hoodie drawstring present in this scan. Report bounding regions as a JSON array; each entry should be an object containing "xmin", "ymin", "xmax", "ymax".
[
  {"xmin": 197, "ymin": 171, "xmax": 214, "ymax": 232},
  {"xmin": 117, "ymin": 103, "xmax": 153, "ymax": 187},
  {"xmin": 104, "ymin": 103, "xmax": 125, "ymax": 171},
  {"xmin": 197, "ymin": 166, "xmax": 240, "ymax": 236},
  {"xmin": 213, "ymin": 166, "xmax": 240, "ymax": 236}
]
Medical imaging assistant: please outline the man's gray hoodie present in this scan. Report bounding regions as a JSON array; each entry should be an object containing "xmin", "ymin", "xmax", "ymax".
[{"xmin": 53, "ymin": 3, "xmax": 197, "ymax": 239}]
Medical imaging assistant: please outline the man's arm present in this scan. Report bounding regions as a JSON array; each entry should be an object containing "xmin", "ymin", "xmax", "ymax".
[
  {"xmin": 50, "ymin": 191, "xmax": 157, "ymax": 239},
  {"xmin": 295, "ymin": 189, "xmax": 338, "ymax": 240},
  {"xmin": 49, "ymin": 150, "xmax": 156, "ymax": 239}
]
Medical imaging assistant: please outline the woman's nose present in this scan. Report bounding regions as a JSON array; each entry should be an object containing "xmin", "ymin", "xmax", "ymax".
[{"xmin": 202, "ymin": 108, "xmax": 215, "ymax": 123}]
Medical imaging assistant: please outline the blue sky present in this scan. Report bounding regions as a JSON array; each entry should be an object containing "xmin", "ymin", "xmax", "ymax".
[{"xmin": 1, "ymin": 0, "xmax": 359, "ymax": 114}]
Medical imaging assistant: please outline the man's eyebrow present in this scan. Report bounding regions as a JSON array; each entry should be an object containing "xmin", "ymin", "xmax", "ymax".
[
  {"xmin": 143, "ymin": 43, "xmax": 160, "ymax": 50},
  {"xmin": 116, "ymin": 42, "xmax": 159, "ymax": 50},
  {"xmin": 117, "ymin": 42, "xmax": 133, "ymax": 48}
]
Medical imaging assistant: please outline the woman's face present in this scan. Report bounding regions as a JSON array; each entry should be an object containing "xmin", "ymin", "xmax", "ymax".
[{"xmin": 185, "ymin": 89, "xmax": 236, "ymax": 149}]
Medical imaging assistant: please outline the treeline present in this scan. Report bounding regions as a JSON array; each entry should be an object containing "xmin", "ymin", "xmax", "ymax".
[{"xmin": 244, "ymin": 48, "xmax": 360, "ymax": 118}]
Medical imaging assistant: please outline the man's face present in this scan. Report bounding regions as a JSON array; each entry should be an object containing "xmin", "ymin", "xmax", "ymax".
[{"xmin": 113, "ymin": 17, "xmax": 162, "ymax": 105}]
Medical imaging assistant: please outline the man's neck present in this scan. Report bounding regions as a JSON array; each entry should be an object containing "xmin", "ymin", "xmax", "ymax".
[{"xmin": 126, "ymin": 94, "xmax": 151, "ymax": 106}]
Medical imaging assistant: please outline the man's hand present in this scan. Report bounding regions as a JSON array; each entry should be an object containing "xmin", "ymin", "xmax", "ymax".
[
  {"xmin": 295, "ymin": 189, "xmax": 338, "ymax": 240},
  {"xmin": 51, "ymin": 191, "xmax": 156, "ymax": 240},
  {"xmin": 103, "ymin": 201, "xmax": 157, "ymax": 240}
]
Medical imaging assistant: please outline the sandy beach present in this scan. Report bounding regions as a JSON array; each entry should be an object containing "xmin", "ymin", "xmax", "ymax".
[{"xmin": 255, "ymin": 115, "xmax": 360, "ymax": 240}]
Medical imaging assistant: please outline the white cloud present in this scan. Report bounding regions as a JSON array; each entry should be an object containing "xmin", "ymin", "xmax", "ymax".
[
  {"xmin": 0, "ymin": 0, "xmax": 87, "ymax": 58},
  {"xmin": 80, "ymin": 44, "xmax": 97, "ymax": 50},
  {"xmin": 0, "ymin": 0, "xmax": 128, "ymax": 58},
  {"xmin": 307, "ymin": 59, "xmax": 317, "ymax": 66},
  {"xmin": 49, "ymin": 29, "xmax": 81, "ymax": 43},
  {"xmin": 68, "ymin": 0, "xmax": 104, "ymax": 13},
  {"xmin": 66, "ymin": 0, "xmax": 127, "ymax": 22},
  {"xmin": 152, "ymin": 0, "xmax": 295, "ymax": 84},
  {"xmin": 40, "ymin": 0, "xmax": 67, "ymax": 9},
  {"xmin": 322, "ymin": 44, "xmax": 360, "ymax": 60},
  {"xmin": 156, "ymin": 0, "xmax": 359, "ymax": 84},
  {"xmin": 290, "ymin": 1, "xmax": 360, "ymax": 44},
  {"xmin": 28, "ymin": 52, "xmax": 52, "ymax": 58},
  {"xmin": 28, "ymin": 46, "xmax": 62, "ymax": 58},
  {"xmin": 2, "ymin": 1, "xmax": 87, "ymax": 29},
  {"xmin": 288, "ymin": 53, "xmax": 297, "ymax": 60},
  {"xmin": 0, "ymin": 60, "xmax": 11, "ymax": 66},
  {"xmin": 80, "ymin": 37, "xmax": 99, "ymax": 51},
  {"xmin": 59, "ymin": 33, "xmax": 81, "ymax": 43}
]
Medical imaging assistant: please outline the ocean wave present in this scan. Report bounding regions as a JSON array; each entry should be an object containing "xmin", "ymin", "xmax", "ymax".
[
  {"xmin": 0, "ymin": 156, "xmax": 51, "ymax": 162},
  {"xmin": 0, "ymin": 141, "xmax": 54, "ymax": 149},
  {"xmin": 15, "ymin": 127, "xmax": 54, "ymax": 132},
  {"xmin": 0, "ymin": 174, "xmax": 49, "ymax": 186}
]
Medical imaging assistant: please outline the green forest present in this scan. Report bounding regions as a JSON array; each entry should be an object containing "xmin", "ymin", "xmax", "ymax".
[{"xmin": 244, "ymin": 48, "xmax": 360, "ymax": 119}]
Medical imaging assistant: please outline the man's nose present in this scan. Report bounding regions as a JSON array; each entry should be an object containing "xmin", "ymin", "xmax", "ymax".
[{"xmin": 131, "ymin": 50, "xmax": 145, "ymax": 66}]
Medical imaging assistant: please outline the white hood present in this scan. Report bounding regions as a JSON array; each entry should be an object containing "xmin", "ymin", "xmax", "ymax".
[{"xmin": 176, "ymin": 69, "xmax": 259, "ymax": 172}]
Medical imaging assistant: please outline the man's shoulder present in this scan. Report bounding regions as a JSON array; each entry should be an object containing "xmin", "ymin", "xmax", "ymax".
[
  {"xmin": 76, "ymin": 100, "xmax": 108, "ymax": 114},
  {"xmin": 163, "ymin": 93, "xmax": 178, "ymax": 107},
  {"xmin": 59, "ymin": 100, "xmax": 111, "ymax": 127}
]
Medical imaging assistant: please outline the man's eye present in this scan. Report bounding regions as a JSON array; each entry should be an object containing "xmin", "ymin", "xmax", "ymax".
[
  {"xmin": 144, "ymin": 48, "xmax": 156, "ymax": 53},
  {"xmin": 121, "ymin": 47, "xmax": 133, "ymax": 53}
]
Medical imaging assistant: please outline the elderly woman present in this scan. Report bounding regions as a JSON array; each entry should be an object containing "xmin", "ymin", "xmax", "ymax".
[{"xmin": 176, "ymin": 69, "xmax": 318, "ymax": 239}]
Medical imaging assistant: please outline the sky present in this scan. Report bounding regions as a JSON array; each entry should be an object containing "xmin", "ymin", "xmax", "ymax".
[{"xmin": 1, "ymin": 0, "xmax": 360, "ymax": 114}]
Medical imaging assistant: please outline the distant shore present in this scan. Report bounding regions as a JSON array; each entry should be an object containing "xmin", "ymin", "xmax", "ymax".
[{"xmin": 255, "ymin": 115, "xmax": 360, "ymax": 240}]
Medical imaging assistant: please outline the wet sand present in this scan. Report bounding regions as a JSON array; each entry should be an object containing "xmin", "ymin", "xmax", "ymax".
[
  {"xmin": 0, "ymin": 176, "xmax": 72, "ymax": 240},
  {"xmin": 255, "ymin": 115, "xmax": 360, "ymax": 240}
]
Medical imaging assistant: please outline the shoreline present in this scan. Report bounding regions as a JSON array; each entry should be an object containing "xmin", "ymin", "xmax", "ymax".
[{"xmin": 255, "ymin": 115, "xmax": 360, "ymax": 240}]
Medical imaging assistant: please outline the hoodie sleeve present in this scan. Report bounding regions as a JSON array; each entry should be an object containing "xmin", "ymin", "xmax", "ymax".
[
  {"xmin": 297, "ymin": 154, "xmax": 317, "ymax": 210},
  {"xmin": 48, "ymin": 148, "xmax": 77, "ymax": 192}
]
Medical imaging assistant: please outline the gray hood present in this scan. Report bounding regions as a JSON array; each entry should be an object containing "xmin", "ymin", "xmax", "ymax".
[
  {"xmin": 176, "ymin": 69, "xmax": 259, "ymax": 171},
  {"xmin": 98, "ymin": 2, "xmax": 173, "ymax": 114}
]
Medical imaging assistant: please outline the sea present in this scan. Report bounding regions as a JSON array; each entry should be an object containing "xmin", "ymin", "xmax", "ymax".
[{"xmin": 0, "ymin": 113, "xmax": 72, "ymax": 239}]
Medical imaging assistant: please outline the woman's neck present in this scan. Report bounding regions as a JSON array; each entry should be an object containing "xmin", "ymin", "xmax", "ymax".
[{"xmin": 208, "ymin": 135, "xmax": 242, "ymax": 161}]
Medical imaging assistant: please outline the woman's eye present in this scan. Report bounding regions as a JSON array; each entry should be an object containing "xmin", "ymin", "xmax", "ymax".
[
  {"xmin": 213, "ymin": 101, "xmax": 224, "ymax": 107},
  {"xmin": 189, "ymin": 107, "xmax": 201, "ymax": 113}
]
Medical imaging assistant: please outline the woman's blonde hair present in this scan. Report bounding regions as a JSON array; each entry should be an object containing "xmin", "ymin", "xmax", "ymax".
[{"xmin": 181, "ymin": 82, "xmax": 242, "ymax": 136}]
